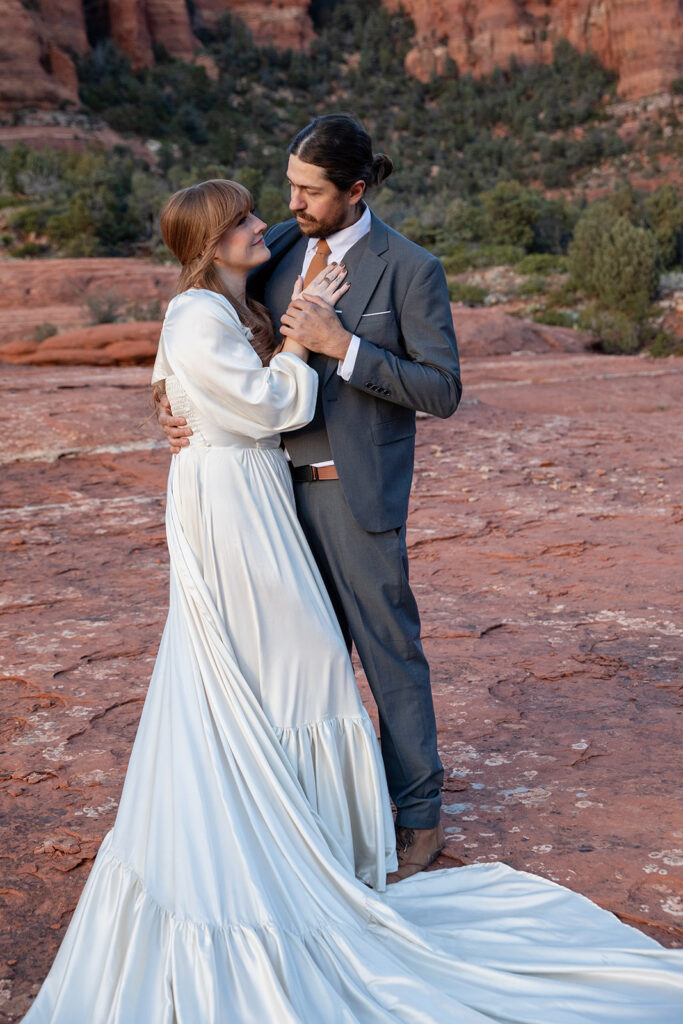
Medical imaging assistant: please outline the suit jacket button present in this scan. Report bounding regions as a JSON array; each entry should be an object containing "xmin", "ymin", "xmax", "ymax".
[{"xmin": 365, "ymin": 381, "xmax": 373, "ymax": 388}]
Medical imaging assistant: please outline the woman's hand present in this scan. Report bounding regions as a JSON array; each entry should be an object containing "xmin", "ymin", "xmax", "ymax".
[
  {"xmin": 282, "ymin": 263, "xmax": 349, "ymax": 361},
  {"xmin": 290, "ymin": 262, "xmax": 350, "ymax": 307},
  {"xmin": 156, "ymin": 391, "xmax": 192, "ymax": 454}
]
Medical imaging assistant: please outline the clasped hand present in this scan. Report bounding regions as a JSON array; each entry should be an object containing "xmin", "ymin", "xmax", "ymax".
[
  {"xmin": 280, "ymin": 263, "xmax": 352, "ymax": 361},
  {"xmin": 156, "ymin": 264, "xmax": 353, "ymax": 455}
]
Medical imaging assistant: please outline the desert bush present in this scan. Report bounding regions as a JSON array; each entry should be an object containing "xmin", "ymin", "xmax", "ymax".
[
  {"xmin": 440, "ymin": 248, "xmax": 471, "ymax": 274},
  {"xmin": 518, "ymin": 277, "xmax": 549, "ymax": 297},
  {"xmin": 594, "ymin": 219, "xmax": 659, "ymax": 315},
  {"xmin": 83, "ymin": 292, "xmax": 125, "ymax": 324},
  {"xmin": 479, "ymin": 181, "xmax": 540, "ymax": 250},
  {"xmin": 448, "ymin": 281, "xmax": 487, "ymax": 305},
  {"xmin": 644, "ymin": 186, "xmax": 683, "ymax": 268},
  {"xmin": 125, "ymin": 299, "xmax": 164, "ymax": 321},
  {"xmin": 469, "ymin": 244, "xmax": 526, "ymax": 267},
  {"xmin": 533, "ymin": 310, "xmax": 575, "ymax": 328},
  {"xmin": 11, "ymin": 241, "xmax": 44, "ymax": 257},
  {"xmin": 516, "ymin": 253, "xmax": 568, "ymax": 275},
  {"xmin": 578, "ymin": 306, "xmax": 643, "ymax": 354},
  {"xmin": 648, "ymin": 328, "xmax": 683, "ymax": 357},
  {"xmin": 30, "ymin": 322, "xmax": 58, "ymax": 341}
]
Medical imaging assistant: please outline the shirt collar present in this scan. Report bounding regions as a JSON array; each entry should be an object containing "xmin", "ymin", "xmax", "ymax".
[{"xmin": 305, "ymin": 203, "xmax": 372, "ymax": 260}]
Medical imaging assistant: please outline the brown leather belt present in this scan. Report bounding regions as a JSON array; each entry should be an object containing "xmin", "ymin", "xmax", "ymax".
[{"xmin": 290, "ymin": 463, "xmax": 339, "ymax": 482}]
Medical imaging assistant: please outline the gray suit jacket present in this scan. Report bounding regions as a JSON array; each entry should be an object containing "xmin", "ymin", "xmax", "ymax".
[{"xmin": 249, "ymin": 212, "xmax": 461, "ymax": 532}]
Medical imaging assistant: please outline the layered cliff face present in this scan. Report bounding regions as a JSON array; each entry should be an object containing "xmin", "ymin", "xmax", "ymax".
[
  {"xmin": 194, "ymin": 0, "xmax": 313, "ymax": 49},
  {"xmin": 386, "ymin": 0, "xmax": 683, "ymax": 100},
  {"xmin": 0, "ymin": 0, "xmax": 681, "ymax": 113},
  {"xmin": 0, "ymin": 0, "xmax": 313, "ymax": 111}
]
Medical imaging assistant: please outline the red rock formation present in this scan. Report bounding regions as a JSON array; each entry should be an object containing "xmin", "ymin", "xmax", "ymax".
[
  {"xmin": 386, "ymin": 0, "xmax": 683, "ymax": 99},
  {"xmin": 0, "ymin": 0, "xmax": 80, "ymax": 109},
  {"xmin": 0, "ymin": 321, "xmax": 162, "ymax": 365},
  {"xmin": 112, "ymin": 0, "xmax": 197, "ymax": 66},
  {"xmin": 0, "ymin": 1, "xmax": 679, "ymax": 113},
  {"xmin": 193, "ymin": 0, "xmax": 314, "ymax": 49},
  {"xmin": 0, "ymin": 257, "xmax": 177, "ymax": 346},
  {"xmin": 450, "ymin": 306, "xmax": 591, "ymax": 358},
  {"xmin": 0, "ymin": 0, "xmax": 314, "ymax": 110}
]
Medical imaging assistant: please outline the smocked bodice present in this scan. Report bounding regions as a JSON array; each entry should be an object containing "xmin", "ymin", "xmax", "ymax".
[{"xmin": 164, "ymin": 375, "xmax": 280, "ymax": 451}]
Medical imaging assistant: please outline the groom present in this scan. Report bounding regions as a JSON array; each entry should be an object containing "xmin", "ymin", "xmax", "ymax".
[{"xmin": 160, "ymin": 115, "xmax": 461, "ymax": 882}]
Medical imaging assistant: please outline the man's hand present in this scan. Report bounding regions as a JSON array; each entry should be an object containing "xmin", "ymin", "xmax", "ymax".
[
  {"xmin": 157, "ymin": 392, "xmax": 192, "ymax": 454},
  {"xmin": 280, "ymin": 294, "xmax": 352, "ymax": 361}
]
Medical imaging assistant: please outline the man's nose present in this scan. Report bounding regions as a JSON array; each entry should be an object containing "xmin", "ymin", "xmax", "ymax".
[{"xmin": 289, "ymin": 188, "xmax": 305, "ymax": 212}]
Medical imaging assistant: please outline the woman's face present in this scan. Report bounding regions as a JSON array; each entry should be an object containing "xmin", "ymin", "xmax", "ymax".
[{"xmin": 214, "ymin": 211, "xmax": 270, "ymax": 274}]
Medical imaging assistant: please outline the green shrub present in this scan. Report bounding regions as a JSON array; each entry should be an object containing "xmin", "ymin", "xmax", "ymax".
[
  {"xmin": 9, "ymin": 203, "xmax": 53, "ymax": 234},
  {"xmin": 440, "ymin": 247, "xmax": 471, "ymax": 274},
  {"xmin": 30, "ymin": 322, "xmax": 58, "ymax": 341},
  {"xmin": 125, "ymin": 298, "xmax": 163, "ymax": 321},
  {"xmin": 545, "ymin": 280, "xmax": 579, "ymax": 308},
  {"xmin": 469, "ymin": 244, "xmax": 525, "ymax": 267},
  {"xmin": 533, "ymin": 310, "xmax": 575, "ymax": 328},
  {"xmin": 648, "ymin": 328, "xmax": 683, "ymax": 357},
  {"xmin": 479, "ymin": 181, "xmax": 540, "ymax": 250},
  {"xmin": 592, "ymin": 218, "xmax": 659, "ymax": 315},
  {"xmin": 83, "ymin": 292, "xmax": 124, "ymax": 324},
  {"xmin": 257, "ymin": 182, "xmax": 290, "ymax": 227},
  {"xmin": 567, "ymin": 202, "xmax": 613, "ymax": 294},
  {"xmin": 11, "ymin": 241, "xmax": 44, "ymax": 257},
  {"xmin": 515, "ymin": 253, "xmax": 568, "ymax": 275},
  {"xmin": 578, "ymin": 306, "xmax": 643, "ymax": 354},
  {"xmin": 448, "ymin": 281, "xmax": 487, "ymax": 305},
  {"xmin": 644, "ymin": 186, "xmax": 683, "ymax": 268},
  {"xmin": 568, "ymin": 205, "xmax": 659, "ymax": 315},
  {"xmin": 518, "ymin": 276, "xmax": 548, "ymax": 297}
]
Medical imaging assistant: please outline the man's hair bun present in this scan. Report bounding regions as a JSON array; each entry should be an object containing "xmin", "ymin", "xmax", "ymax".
[{"xmin": 369, "ymin": 153, "xmax": 394, "ymax": 187}]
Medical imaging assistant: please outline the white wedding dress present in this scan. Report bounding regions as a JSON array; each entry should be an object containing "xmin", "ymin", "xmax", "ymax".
[{"xmin": 23, "ymin": 289, "xmax": 683, "ymax": 1023}]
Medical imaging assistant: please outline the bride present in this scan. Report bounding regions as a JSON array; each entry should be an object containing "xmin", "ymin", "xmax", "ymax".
[{"xmin": 22, "ymin": 179, "xmax": 682, "ymax": 1023}]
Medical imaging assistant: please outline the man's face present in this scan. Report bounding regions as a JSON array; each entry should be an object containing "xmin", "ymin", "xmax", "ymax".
[{"xmin": 287, "ymin": 154, "xmax": 362, "ymax": 238}]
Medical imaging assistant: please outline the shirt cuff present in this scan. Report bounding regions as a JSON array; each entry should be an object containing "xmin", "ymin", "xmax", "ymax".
[{"xmin": 337, "ymin": 334, "xmax": 360, "ymax": 381}]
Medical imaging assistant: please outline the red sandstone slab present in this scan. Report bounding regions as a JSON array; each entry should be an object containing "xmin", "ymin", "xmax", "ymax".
[{"xmin": 0, "ymin": 353, "xmax": 682, "ymax": 1019}]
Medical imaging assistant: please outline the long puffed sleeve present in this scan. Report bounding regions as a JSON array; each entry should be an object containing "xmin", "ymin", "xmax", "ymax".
[{"xmin": 152, "ymin": 289, "xmax": 317, "ymax": 439}]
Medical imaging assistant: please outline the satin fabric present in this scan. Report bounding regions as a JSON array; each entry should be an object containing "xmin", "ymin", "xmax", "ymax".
[{"xmin": 23, "ymin": 290, "xmax": 683, "ymax": 1022}]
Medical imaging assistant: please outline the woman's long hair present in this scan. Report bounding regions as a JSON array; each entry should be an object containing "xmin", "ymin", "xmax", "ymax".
[{"xmin": 160, "ymin": 180, "xmax": 276, "ymax": 365}]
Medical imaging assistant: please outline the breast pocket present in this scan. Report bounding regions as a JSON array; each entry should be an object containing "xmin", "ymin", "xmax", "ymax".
[{"xmin": 356, "ymin": 311, "xmax": 400, "ymax": 353}]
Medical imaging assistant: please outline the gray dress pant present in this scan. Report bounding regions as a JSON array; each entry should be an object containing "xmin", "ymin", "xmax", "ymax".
[{"xmin": 292, "ymin": 477, "xmax": 443, "ymax": 830}]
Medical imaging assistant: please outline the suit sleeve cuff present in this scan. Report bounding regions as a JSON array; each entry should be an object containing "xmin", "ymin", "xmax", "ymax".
[{"xmin": 337, "ymin": 334, "xmax": 361, "ymax": 381}]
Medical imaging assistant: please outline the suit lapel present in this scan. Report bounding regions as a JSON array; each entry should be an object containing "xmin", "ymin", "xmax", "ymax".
[{"xmin": 322, "ymin": 213, "xmax": 389, "ymax": 387}]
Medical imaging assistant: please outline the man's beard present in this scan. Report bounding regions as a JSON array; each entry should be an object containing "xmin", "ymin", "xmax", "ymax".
[{"xmin": 296, "ymin": 209, "xmax": 348, "ymax": 239}]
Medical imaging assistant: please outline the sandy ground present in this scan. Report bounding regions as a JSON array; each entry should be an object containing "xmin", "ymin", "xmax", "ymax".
[{"xmin": 1, "ymin": 351, "xmax": 682, "ymax": 1019}]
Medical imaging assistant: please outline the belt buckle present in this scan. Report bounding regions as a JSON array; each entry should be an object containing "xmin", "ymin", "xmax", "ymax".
[{"xmin": 310, "ymin": 465, "xmax": 321, "ymax": 481}]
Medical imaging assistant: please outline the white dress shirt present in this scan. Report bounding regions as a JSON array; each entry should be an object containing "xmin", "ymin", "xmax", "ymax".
[{"xmin": 300, "ymin": 203, "xmax": 371, "ymax": 382}]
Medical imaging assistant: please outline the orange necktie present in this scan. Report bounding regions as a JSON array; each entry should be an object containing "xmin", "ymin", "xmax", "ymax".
[{"xmin": 303, "ymin": 238, "xmax": 331, "ymax": 288}]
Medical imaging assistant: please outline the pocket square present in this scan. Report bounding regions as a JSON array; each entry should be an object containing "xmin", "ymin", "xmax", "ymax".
[{"xmin": 360, "ymin": 310, "xmax": 392, "ymax": 317}]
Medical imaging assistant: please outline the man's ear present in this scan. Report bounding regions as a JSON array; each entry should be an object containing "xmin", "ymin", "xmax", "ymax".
[{"xmin": 348, "ymin": 180, "xmax": 366, "ymax": 206}]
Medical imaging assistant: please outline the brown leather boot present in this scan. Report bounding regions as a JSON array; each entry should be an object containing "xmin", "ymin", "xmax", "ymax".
[{"xmin": 386, "ymin": 822, "xmax": 445, "ymax": 884}]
